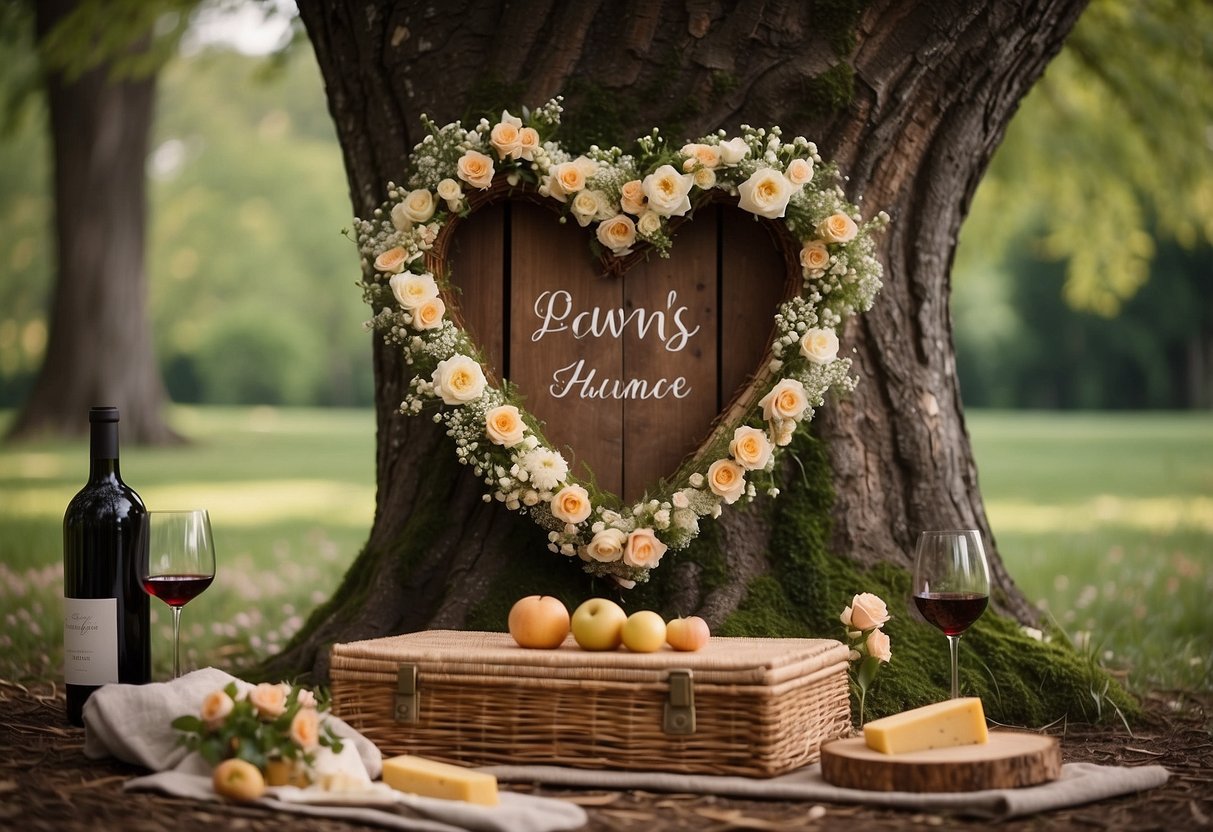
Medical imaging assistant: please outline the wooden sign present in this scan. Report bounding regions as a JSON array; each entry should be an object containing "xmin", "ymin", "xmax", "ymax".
[{"xmin": 437, "ymin": 196, "xmax": 795, "ymax": 502}]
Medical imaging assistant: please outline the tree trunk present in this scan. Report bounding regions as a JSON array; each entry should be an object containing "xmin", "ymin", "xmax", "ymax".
[
  {"xmin": 6, "ymin": 0, "xmax": 179, "ymax": 445},
  {"xmin": 268, "ymin": 0, "xmax": 1088, "ymax": 687}
]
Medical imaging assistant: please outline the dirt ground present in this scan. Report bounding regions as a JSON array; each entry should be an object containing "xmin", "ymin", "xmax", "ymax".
[{"xmin": 1, "ymin": 681, "xmax": 1208, "ymax": 832}]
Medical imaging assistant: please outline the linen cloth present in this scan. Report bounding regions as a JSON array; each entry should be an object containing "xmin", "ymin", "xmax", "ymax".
[
  {"xmin": 83, "ymin": 667, "xmax": 586, "ymax": 832},
  {"xmin": 484, "ymin": 761, "xmax": 1169, "ymax": 820}
]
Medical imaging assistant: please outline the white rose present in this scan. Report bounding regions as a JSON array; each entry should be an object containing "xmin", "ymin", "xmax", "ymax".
[
  {"xmin": 596, "ymin": 214, "xmax": 637, "ymax": 256},
  {"xmin": 389, "ymin": 271, "xmax": 439, "ymax": 310},
  {"xmin": 693, "ymin": 167, "xmax": 717, "ymax": 190},
  {"xmin": 623, "ymin": 528, "xmax": 667, "ymax": 569},
  {"xmin": 729, "ymin": 426, "xmax": 773, "ymax": 471},
  {"xmin": 412, "ymin": 297, "xmax": 446, "ymax": 331},
  {"xmin": 642, "ymin": 164, "xmax": 694, "ymax": 217},
  {"xmin": 785, "ymin": 157, "xmax": 814, "ymax": 187},
  {"xmin": 390, "ymin": 202, "xmax": 413, "ymax": 232},
  {"xmin": 800, "ymin": 328, "xmax": 839, "ymax": 365},
  {"xmin": 484, "ymin": 404, "xmax": 526, "ymax": 447},
  {"xmin": 737, "ymin": 168, "xmax": 795, "ymax": 219},
  {"xmin": 456, "ymin": 150, "xmax": 495, "ymax": 190},
  {"xmin": 817, "ymin": 212, "xmax": 859, "ymax": 243},
  {"xmin": 585, "ymin": 528, "xmax": 627, "ymax": 562},
  {"xmin": 707, "ymin": 458, "xmax": 746, "ymax": 505},
  {"xmin": 570, "ymin": 189, "xmax": 610, "ymax": 227},
  {"xmin": 759, "ymin": 378, "xmax": 809, "ymax": 422},
  {"xmin": 636, "ymin": 210, "xmax": 662, "ymax": 237},
  {"xmin": 436, "ymin": 178, "xmax": 462, "ymax": 202},
  {"xmin": 401, "ymin": 189, "xmax": 436, "ymax": 223},
  {"xmin": 551, "ymin": 484, "xmax": 592, "ymax": 524},
  {"xmin": 431, "ymin": 354, "xmax": 486, "ymax": 405},
  {"xmin": 719, "ymin": 137, "xmax": 749, "ymax": 166}
]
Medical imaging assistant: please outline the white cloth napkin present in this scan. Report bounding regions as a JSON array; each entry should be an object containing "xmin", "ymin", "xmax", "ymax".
[
  {"xmin": 485, "ymin": 761, "xmax": 1169, "ymax": 820},
  {"xmin": 83, "ymin": 668, "xmax": 586, "ymax": 832}
]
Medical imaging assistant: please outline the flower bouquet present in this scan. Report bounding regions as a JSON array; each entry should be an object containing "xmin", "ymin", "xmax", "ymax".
[{"xmin": 172, "ymin": 681, "xmax": 345, "ymax": 786}]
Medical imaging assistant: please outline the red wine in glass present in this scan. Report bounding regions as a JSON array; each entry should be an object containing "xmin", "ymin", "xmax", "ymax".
[
  {"xmin": 914, "ymin": 592, "xmax": 989, "ymax": 637},
  {"xmin": 142, "ymin": 574, "xmax": 214, "ymax": 608}
]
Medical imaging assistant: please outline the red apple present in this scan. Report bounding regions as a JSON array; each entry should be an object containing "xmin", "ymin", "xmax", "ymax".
[
  {"xmin": 570, "ymin": 598, "xmax": 627, "ymax": 651},
  {"xmin": 621, "ymin": 610, "xmax": 667, "ymax": 653},
  {"xmin": 666, "ymin": 616, "xmax": 711, "ymax": 652},
  {"xmin": 213, "ymin": 758, "xmax": 266, "ymax": 802},
  {"xmin": 508, "ymin": 595, "xmax": 570, "ymax": 648}
]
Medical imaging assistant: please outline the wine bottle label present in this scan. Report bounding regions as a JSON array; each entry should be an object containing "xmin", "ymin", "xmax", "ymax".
[{"xmin": 63, "ymin": 597, "xmax": 120, "ymax": 685}]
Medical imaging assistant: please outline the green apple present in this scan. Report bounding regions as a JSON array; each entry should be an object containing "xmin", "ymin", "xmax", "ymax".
[
  {"xmin": 570, "ymin": 598, "xmax": 627, "ymax": 651},
  {"xmin": 621, "ymin": 610, "xmax": 667, "ymax": 653}
]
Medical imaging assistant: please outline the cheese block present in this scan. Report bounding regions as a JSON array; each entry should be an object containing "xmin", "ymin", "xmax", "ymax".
[
  {"xmin": 863, "ymin": 697, "xmax": 989, "ymax": 754},
  {"xmin": 381, "ymin": 754, "xmax": 499, "ymax": 805}
]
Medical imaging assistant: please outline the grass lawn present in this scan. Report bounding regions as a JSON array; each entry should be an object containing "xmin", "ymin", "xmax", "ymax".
[{"xmin": 1, "ymin": 406, "xmax": 1209, "ymax": 694}]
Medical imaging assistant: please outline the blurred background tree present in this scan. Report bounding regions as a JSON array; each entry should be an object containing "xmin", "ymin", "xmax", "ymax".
[{"xmin": 0, "ymin": 0, "xmax": 1208, "ymax": 419}]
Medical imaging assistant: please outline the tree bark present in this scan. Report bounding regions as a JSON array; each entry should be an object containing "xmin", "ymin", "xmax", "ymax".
[
  {"xmin": 268, "ymin": 0, "xmax": 1087, "ymax": 681},
  {"xmin": 6, "ymin": 0, "xmax": 179, "ymax": 445}
]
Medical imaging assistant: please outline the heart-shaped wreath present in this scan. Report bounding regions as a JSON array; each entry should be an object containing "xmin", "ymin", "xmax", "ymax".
[{"xmin": 354, "ymin": 98, "xmax": 886, "ymax": 585}]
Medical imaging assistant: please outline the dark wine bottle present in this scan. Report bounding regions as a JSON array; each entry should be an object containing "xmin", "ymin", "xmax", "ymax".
[{"xmin": 63, "ymin": 406, "xmax": 150, "ymax": 725}]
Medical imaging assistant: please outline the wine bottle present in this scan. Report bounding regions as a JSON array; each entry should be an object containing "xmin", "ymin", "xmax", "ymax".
[{"xmin": 63, "ymin": 406, "xmax": 150, "ymax": 725}]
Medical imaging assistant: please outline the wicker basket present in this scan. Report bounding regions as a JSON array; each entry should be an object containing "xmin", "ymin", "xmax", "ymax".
[{"xmin": 330, "ymin": 630, "xmax": 852, "ymax": 777}]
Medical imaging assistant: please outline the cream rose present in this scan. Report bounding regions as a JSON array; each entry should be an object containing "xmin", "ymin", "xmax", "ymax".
[
  {"xmin": 517, "ymin": 127, "xmax": 541, "ymax": 161},
  {"xmin": 436, "ymin": 178, "xmax": 462, "ymax": 203},
  {"xmin": 390, "ymin": 202, "xmax": 413, "ymax": 231},
  {"xmin": 785, "ymin": 157, "xmax": 814, "ymax": 187},
  {"xmin": 718, "ymin": 137, "xmax": 749, "ymax": 166},
  {"xmin": 841, "ymin": 592, "xmax": 890, "ymax": 631},
  {"xmin": 817, "ymin": 212, "xmax": 859, "ymax": 243},
  {"xmin": 570, "ymin": 189, "xmax": 611, "ymax": 227},
  {"xmin": 585, "ymin": 528, "xmax": 627, "ymax": 562},
  {"xmin": 456, "ymin": 150, "xmax": 495, "ymax": 190},
  {"xmin": 619, "ymin": 179, "xmax": 646, "ymax": 215},
  {"xmin": 636, "ymin": 210, "xmax": 662, "ymax": 237},
  {"xmin": 551, "ymin": 484, "xmax": 592, "ymax": 524},
  {"xmin": 289, "ymin": 707, "xmax": 320, "ymax": 751},
  {"xmin": 596, "ymin": 214, "xmax": 637, "ymax": 255},
  {"xmin": 249, "ymin": 682, "xmax": 289, "ymax": 720},
  {"xmin": 412, "ymin": 297, "xmax": 446, "ymax": 331},
  {"xmin": 431, "ymin": 354, "xmax": 486, "ymax": 405},
  {"xmin": 800, "ymin": 240, "xmax": 830, "ymax": 272},
  {"xmin": 401, "ymin": 188, "xmax": 436, "ymax": 223},
  {"xmin": 680, "ymin": 143, "xmax": 722, "ymax": 170},
  {"xmin": 729, "ymin": 425, "xmax": 773, "ymax": 471},
  {"xmin": 707, "ymin": 458, "xmax": 746, "ymax": 505},
  {"xmin": 484, "ymin": 404, "xmax": 526, "ymax": 447},
  {"xmin": 866, "ymin": 628, "xmax": 892, "ymax": 663},
  {"xmin": 800, "ymin": 327, "xmax": 839, "ymax": 365},
  {"xmin": 693, "ymin": 166, "xmax": 717, "ymax": 190},
  {"xmin": 759, "ymin": 378, "xmax": 809, "ymax": 422},
  {"xmin": 199, "ymin": 689, "xmax": 234, "ymax": 729},
  {"xmin": 374, "ymin": 246, "xmax": 408, "ymax": 274},
  {"xmin": 624, "ymin": 528, "xmax": 668, "ymax": 569},
  {"xmin": 642, "ymin": 164, "xmax": 694, "ymax": 217},
  {"xmin": 490, "ymin": 110, "xmax": 523, "ymax": 160},
  {"xmin": 738, "ymin": 168, "xmax": 795, "ymax": 219},
  {"xmin": 773, "ymin": 419, "xmax": 795, "ymax": 447},
  {"xmin": 389, "ymin": 271, "xmax": 439, "ymax": 310}
]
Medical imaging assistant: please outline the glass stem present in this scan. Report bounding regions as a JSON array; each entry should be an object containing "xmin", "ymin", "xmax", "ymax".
[
  {"xmin": 173, "ymin": 608, "xmax": 184, "ymax": 679},
  {"xmin": 947, "ymin": 634, "xmax": 961, "ymax": 699}
]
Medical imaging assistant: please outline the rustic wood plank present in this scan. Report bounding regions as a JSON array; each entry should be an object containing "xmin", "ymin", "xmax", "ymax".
[
  {"xmin": 621, "ymin": 206, "xmax": 720, "ymax": 502},
  {"xmin": 445, "ymin": 202, "xmax": 505, "ymax": 377},
  {"xmin": 510, "ymin": 202, "xmax": 624, "ymax": 495}
]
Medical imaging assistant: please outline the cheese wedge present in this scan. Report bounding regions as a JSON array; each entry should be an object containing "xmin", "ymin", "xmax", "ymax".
[
  {"xmin": 863, "ymin": 697, "xmax": 989, "ymax": 754},
  {"xmin": 381, "ymin": 755, "xmax": 499, "ymax": 805}
]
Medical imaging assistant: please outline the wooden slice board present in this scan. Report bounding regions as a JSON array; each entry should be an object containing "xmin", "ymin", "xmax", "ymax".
[{"xmin": 820, "ymin": 731, "xmax": 1061, "ymax": 792}]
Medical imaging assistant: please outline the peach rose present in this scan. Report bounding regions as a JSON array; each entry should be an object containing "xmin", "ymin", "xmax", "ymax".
[
  {"xmin": 585, "ymin": 528, "xmax": 627, "ymax": 562},
  {"xmin": 289, "ymin": 707, "xmax": 320, "ymax": 751},
  {"xmin": 401, "ymin": 188, "xmax": 436, "ymax": 223},
  {"xmin": 374, "ymin": 246, "xmax": 409, "ymax": 274},
  {"xmin": 551, "ymin": 484, "xmax": 592, "ymax": 524},
  {"xmin": 484, "ymin": 404, "xmax": 526, "ymax": 447},
  {"xmin": 866, "ymin": 628, "xmax": 892, "ymax": 663},
  {"xmin": 785, "ymin": 157, "xmax": 814, "ymax": 187},
  {"xmin": 680, "ymin": 143, "xmax": 722, "ymax": 170},
  {"xmin": 642, "ymin": 164, "xmax": 694, "ymax": 217},
  {"xmin": 388, "ymin": 271, "xmax": 439, "ymax": 310},
  {"xmin": 619, "ymin": 179, "xmax": 646, "ymax": 215},
  {"xmin": 249, "ymin": 682, "xmax": 289, "ymax": 720},
  {"xmin": 490, "ymin": 110, "xmax": 523, "ymax": 160},
  {"xmin": 718, "ymin": 137, "xmax": 749, "ymax": 166},
  {"xmin": 693, "ymin": 167, "xmax": 717, "ymax": 190},
  {"xmin": 738, "ymin": 168, "xmax": 795, "ymax": 219},
  {"xmin": 199, "ymin": 689, "xmax": 234, "ymax": 729},
  {"xmin": 431, "ymin": 354, "xmax": 486, "ymax": 405},
  {"xmin": 759, "ymin": 378, "xmax": 809, "ymax": 422},
  {"xmin": 707, "ymin": 458, "xmax": 746, "ymax": 505},
  {"xmin": 517, "ymin": 127, "xmax": 541, "ymax": 161},
  {"xmin": 817, "ymin": 212, "xmax": 858, "ymax": 243},
  {"xmin": 841, "ymin": 592, "xmax": 890, "ymax": 631},
  {"xmin": 624, "ymin": 528, "xmax": 668, "ymax": 569},
  {"xmin": 729, "ymin": 425, "xmax": 773, "ymax": 471},
  {"xmin": 800, "ymin": 327, "xmax": 839, "ymax": 365},
  {"xmin": 546, "ymin": 159, "xmax": 589, "ymax": 202},
  {"xmin": 412, "ymin": 297, "xmax": 446, "ymax": 331},
  {"xmin": 596, "ymin": 214, "xmax": 637, "ymax": 255},
  {"xmin": 456, "ymin": 150, "xmax": 495, "ymax": 190},
  {"xmin": 800, "ymin": 240, "xmax": 830, "ymax": 272}
]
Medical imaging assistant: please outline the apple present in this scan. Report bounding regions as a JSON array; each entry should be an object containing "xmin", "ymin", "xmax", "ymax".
[
  {"xmin": 213, "ymin": 757, "xmax": 266, "ymax": 802},
  {"xmin": 570, "ymin": 598, "xmax": 627, "ymax": 651},
  {"xmin": 508, "ymin": 595, "xmax": 570, "ymax": 648},
  {"xmin": 621, "ymin": 610, "xmax": 667, "ymax": 653},
  {"xmin": 666, "ymin": 616, "xmax": 711, "ymax": 652}
]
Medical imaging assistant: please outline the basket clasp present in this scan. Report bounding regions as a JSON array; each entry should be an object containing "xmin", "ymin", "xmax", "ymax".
[
  {"xmin": 395, "ymin": 663, "xmax": 419, "ymax": 724},
  {"xmin": 663, "ymin": 668, "xmax": 696, "ymax": 735}
]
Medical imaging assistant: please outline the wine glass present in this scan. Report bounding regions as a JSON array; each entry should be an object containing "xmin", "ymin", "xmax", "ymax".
[
  {"xmin": 139, "ymin": 510, "xmax": 216, "ymax": 678},
  {"xmin": 912, "ymin": 529, "xmax": 990, "ymax": 699}
]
